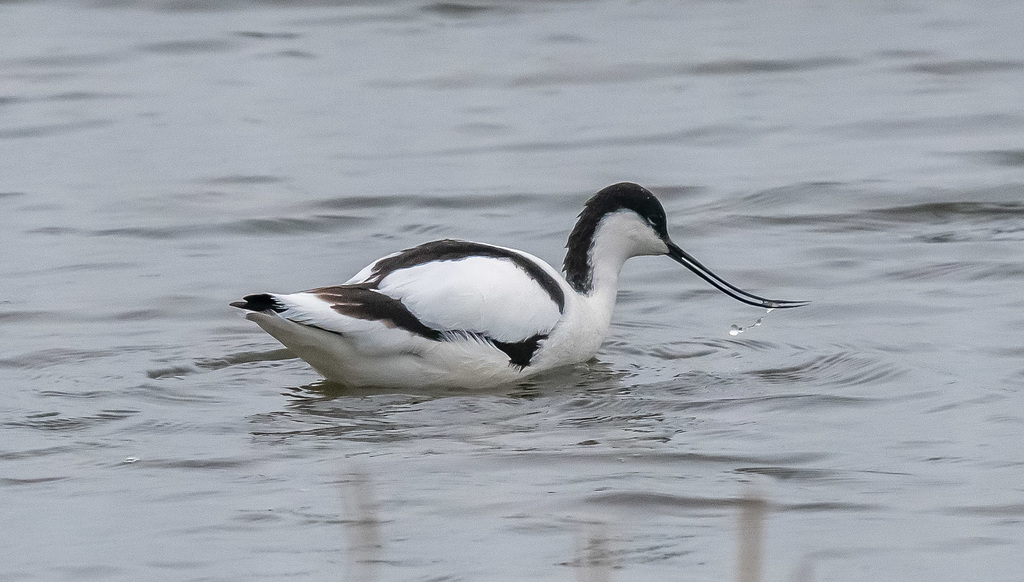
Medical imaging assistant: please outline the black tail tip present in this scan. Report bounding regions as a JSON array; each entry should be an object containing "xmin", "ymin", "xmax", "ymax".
[{"xmin": 230, "ymin": 293, "xmax": 283, "ymax": 312}]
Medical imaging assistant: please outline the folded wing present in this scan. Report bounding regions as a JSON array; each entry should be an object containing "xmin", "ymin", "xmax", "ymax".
[{"xmin": 234, "ymin": 240, "xmax": 566, "ymax": 367}]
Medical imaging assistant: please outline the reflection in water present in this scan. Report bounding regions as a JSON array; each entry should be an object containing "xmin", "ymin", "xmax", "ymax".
[
  {"xmin": 736, "ymin": 491, "xmax": 767, "ymax": 582},
  {"xmin": 341, "ymin": 469, "xmax": 383, "ymax": 582},
  {"xmin": 573, "ymin": 523, "xmax": 612, "ymax": 582},
  {"xmin": 287, "ymin": 361, "xmax": 625, "ymax": 402}
]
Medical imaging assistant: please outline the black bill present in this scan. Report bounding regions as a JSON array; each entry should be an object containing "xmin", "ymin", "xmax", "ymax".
[{"xmin": 666, "ymin": 241, "xmax": 809, "ymax": 309}]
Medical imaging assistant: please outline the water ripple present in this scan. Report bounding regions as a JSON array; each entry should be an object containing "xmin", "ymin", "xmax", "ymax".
[
  {"xmin": 640, "ymin": 337, "xmax": 783, "ymax": 360},
  {"xmin": 138, "ymin": 39, "xmax": 234, "ymax": 55},
  {"xmin": 147, "ymin": 348, "xmax": 295, "ymax": 379},
  {"xmin": 0, "ymin": 445, "xmax": 78, "ymax": 461},
  {"xmin": 5, "ymin": 409, "xmax": 138, "ymax": 432},
  {"xmin": 505, "ymin": 450, "xmax": 827, "ymax": 467},
  {"xmin": 888, "ymin": 261, "xmax": 1024, "ymax": 282},
  {"xmin": 736, "ymin": 195, "xmax": 1024, "ymax": 242},
  {"xmin": 830, "ymin": 113, "xmax": 1024, "ymax": 138},
  {"xmin": 0, "ymin": 476, "xmax": 68, "ymax": 486},
  {"xmin": 977, "ymin": 150, "xmax": 1024, "ymax": 167},
  {"xmin": 747, "ymin": 351, "xmax": 906, "ymax": 388},
  {"xmin": 942, "ymin": 503, "xmax": 1024, "ymax": 517},
  {"xmin": 902, "ymin": 59, "xmax": 1024, "ymax": 76},
  {"xmin": 587, "ymin": 491, "xmax": 881, "ymax": 513},
  {"xmin": 135, "ymin": 457, "xmax": 254, "ymax": 470},
  {"xmin": 204, "ymin": 174, "xmax": 285, "ymax": 185},
  {"xmin": 360, "ymin": 124, "xmax": 764, "ymax": 158},
  {"xmin": 378, "ymin": 57, "xmax": 854, "ymax": 89},
  {"xmin": 29, "ymin": 214, "xmax": 368, "ymax": 239},
  {"xmin": 422, "ymin": 1, "xmax": 516, "ymax": 17},
  {"xmin": 7, "ymin": 52, "xmax": 120, "ymax": 68},
  {"xmin": 688, "ymin": 56, "xmax": 853, "ymax": 75},
  {"xmin": 734, "ymin": 466, "xmax": 837, "ymax": 481},
  {"xmin": 0, "ymin": 348, "xmax": 116, "ymax": 370},
  {"xmin": 668, "ymin": 393, "xmax": 878, "ymax": 412},
  {"xmin": 0, "ymin": 119, "xmax": 113, "ymax": 140}
]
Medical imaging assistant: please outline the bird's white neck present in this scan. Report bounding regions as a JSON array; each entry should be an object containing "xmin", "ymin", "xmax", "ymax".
[{"xmin": 566, "ymin": 211, "xmax": 670, "ymax": 335}]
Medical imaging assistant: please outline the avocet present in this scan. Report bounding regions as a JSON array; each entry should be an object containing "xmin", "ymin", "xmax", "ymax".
[{"xmin": 231, "ymin": 182, "xmax": 806, "ymax": 388}]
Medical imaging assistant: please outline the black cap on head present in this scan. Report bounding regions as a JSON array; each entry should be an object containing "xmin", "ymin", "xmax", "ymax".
[
  {"xmin": 579, "ymin": 182, "xmax": 669, "ymax": 238},
  {"xmin": 563, "ymin": 182, "xmax": 669, "ymax": 293}
]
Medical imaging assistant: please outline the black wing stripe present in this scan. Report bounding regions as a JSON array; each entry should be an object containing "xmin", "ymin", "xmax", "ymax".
[
  {"xmin": 313, "ymin": 286, "xmax": 545, "ymax": 368},
  {"xmin": 366, "ymin": 239, "xmax": 565, "ymax": 313},
  {"xmin": 312, "ymin": 285, "xmax": 442, "ymax": 341}
]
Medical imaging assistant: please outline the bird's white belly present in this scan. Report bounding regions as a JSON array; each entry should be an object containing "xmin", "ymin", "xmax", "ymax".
[{"xmin": 246, "ymin": 312, "xmax": 537, "ymax": 389}]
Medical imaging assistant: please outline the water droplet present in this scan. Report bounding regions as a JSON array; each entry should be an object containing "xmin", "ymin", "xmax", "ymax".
[{"xmin": 729, "ymin": 309, "xmax": 773, "ymax": 336}]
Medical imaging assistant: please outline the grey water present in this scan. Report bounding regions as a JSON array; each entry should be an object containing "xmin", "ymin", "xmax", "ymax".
[{"xmin": 2, "ymin": 0, "xmax": 1024, "ymax": 580}]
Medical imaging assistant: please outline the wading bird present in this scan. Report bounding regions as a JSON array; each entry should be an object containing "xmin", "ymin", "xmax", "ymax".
[{"xmin": 231, "ymin": 182, "xmax": 806, "ymax": 388}]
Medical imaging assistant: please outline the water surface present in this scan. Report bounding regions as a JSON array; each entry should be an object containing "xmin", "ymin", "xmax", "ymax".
[{"xmin": 2, "ymin": 1, "xmax": 1024, "ymax": 580}]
